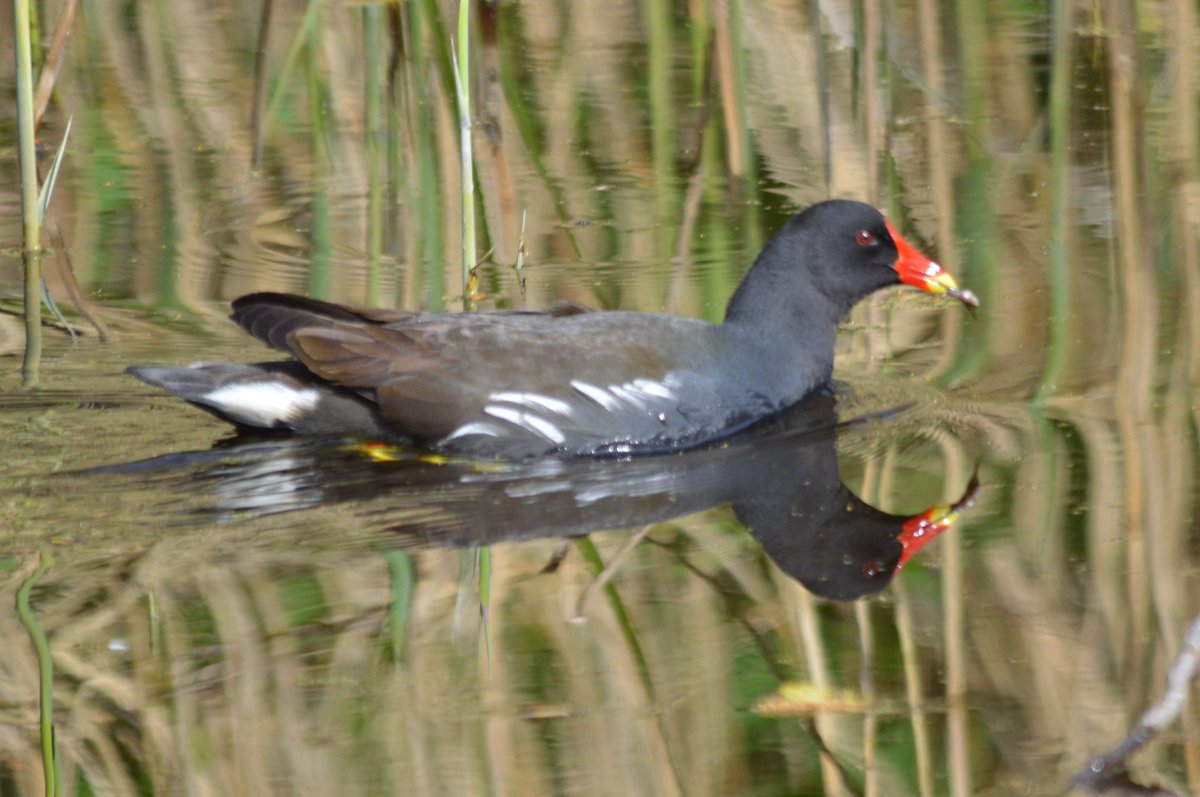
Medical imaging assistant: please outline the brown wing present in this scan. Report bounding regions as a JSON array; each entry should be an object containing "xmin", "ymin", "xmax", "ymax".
[
  {"xmin": 229, "ymin": 294, "xmax": 598, "ymax": 443},
  {"xmin": 230, "ymin": 293, "xmax": 406, "ymax": 353},
  {"xmin": 231, "ymin": 292, "xmax": 591, "ymax": 356},
  {"xmin": 281, "ymin": 324, "xmax": 480, "ymax": 440}
]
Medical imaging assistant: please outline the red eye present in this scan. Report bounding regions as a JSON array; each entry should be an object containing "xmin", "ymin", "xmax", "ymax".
[{"xmin": 855, "ymin": 230, "xmax": 876, "ymax": 247}]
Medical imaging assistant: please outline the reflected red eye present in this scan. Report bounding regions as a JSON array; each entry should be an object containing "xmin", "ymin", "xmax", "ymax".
[
  {"xmin": 861, "ymin": 558, "xmax": 888, "ymax": 578},
  {"xmin": 855, "ymin": 230, "xmax": 877, "ymax": 247}
]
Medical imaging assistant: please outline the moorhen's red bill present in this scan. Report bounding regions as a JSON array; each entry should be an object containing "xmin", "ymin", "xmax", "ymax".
[{"xmin": 129, "ymin": 200, "xmax": 977, "ymax": 458}]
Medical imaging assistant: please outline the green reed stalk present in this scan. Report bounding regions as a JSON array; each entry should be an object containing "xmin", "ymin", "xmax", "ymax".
[
  {"xmin": 494, "ymin": 13, "xmax": 580, "ymax": 257},
  {"xmin": 25, "ymin": 0, "xmax": 40, "ymax": 64},
  {"xmin": 938, "ymin": 0, "xmax": 993, "ymax": 388},
  {"xmin": 450, "ymin": 0, "xmax": 488, "ymax": 635},
  {"xmin": 699, "ymin": 117, "xmax": 735, "ymax": 321},
  {"xmin": 477, "ymin": 546, "xmax": 491, "ymax": 661},
  {"xmin": 385, "ymin": 550, "xmax": 414, "ymax": 663},
  {"xmin": 646, "ymin": 0, "xmax": 677, "ymax": 256},
  {"xmin": 14, "ymin": 0, "xmax": 42, "ymax": 385},
  {"xmin": 453, "ymin": 0, "xmax": 476, "ymax": 311},
  {"xmin": 385, "ymin": 4, "xmax": 401, "ymax": 257},
  {"xmin": 16, "ymin": 546, "xmax": 59, "ymax": 797},
  {"xmin": 417, "ymin": 0, "xmax": 454, "ymax": 95},
  {"xmin": 364, "ymin": 4, "xmax": 385, "ymax": 305},
  {"xmin": 1035, "ymin": 0, "xmax": 1074, "ymax": 400},
  {"xmin": 307, "ymin": 12, "xmax": 332, "ymax": 299},
  {"xmin": 575, "ymin": 534, "xmax": 686, "ymax": 794},
  {"xmin": 808, "ymin": 0, "xmax": 832, "ymax": 194},
  {"xmin": 715, "ymin": 0, "xmax": 761, "ymax": 249},
  {"xmin": 36, "ymin": 123, "xmax": 76, "ymax": 340},
  {"xmin": 574, "ymin": 538, "xmax": 653, "ymax": 695},
  {"xmin": 893, "ymin": 580, "xmax": 935, "ymax": 797},
  {"xmin": 854, "ymin": 601, "xmax": 878, "ymax": 795},
  {"xmin": 402, "ymin": 0, "xmax": 446, "ymax": 310},
  {"xmin": 258, "ymin": 0, "xmax": 321, "ymax": 160},
  {"xmin": 688, "ymin": 0, "xmax": 711, "ymax": 102}
]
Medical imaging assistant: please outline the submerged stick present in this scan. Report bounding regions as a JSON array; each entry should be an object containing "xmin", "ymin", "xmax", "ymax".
[{"xmin": 1071, "ymin": 611, "xmax": 1200, "ymax": 794}]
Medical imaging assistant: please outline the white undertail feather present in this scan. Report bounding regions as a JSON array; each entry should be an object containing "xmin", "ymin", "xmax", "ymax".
[{"xmin": 201, "ymin": 383, "xmax": 320, "ymax": 428}]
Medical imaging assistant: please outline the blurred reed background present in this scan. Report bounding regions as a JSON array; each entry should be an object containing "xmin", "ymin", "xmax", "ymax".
[{"xmin": 1, "ymin": 0, "xmax": 1200, "ymax": 795}]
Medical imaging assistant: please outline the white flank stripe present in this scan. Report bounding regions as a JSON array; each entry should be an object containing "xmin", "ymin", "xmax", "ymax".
[
  {"xmin": 608, "ymin": 385, "xmax": 646, "ymax": 410},
  {"xmin": 570, "ymin": 380, "xmax": 622, "ymax": 411},
  {"xmin": 484, "ymin": 405, "xmax": 525, "ymax": 426},
  {"xmin": 202, "ymin": 383, "xmax": 320, "ymax": 427},
  {"xmin": 485, "ymin": 405, "xmax": 565, "ymax": 444},
  {"xmin": 489, "ymin": 391, "xmax": 573, "ymax": 416},
  {"xmin": 522, "ymin": 414, "xmax": 566, "ymax": 444},
  {"xmin": 443, "ymin": 421, "xmax": 504, "ymax": 441},
  {"xmin": 631, "ymin": 378, "xmax": 674, "ymax": 399}
]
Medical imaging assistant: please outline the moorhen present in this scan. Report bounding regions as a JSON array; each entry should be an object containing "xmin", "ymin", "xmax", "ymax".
[{"xmin": 129, "ymin": 200, "xmax": 977, "ymax": 458}]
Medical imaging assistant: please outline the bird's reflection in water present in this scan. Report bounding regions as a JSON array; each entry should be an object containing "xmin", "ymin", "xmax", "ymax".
[{"xmin": 107, "ymin": 392, "xmax": 977, "ymax": 601}]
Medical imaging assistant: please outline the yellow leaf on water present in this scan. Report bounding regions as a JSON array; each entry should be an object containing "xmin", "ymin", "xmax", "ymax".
[{"xmin": 752, "ymin": 682, "xmax": 868, "ymax": 717}]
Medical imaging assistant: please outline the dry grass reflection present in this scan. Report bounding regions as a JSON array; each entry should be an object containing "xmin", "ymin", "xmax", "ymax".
[{"xmin": 1, "ymin": 0, "xmax": 1200, "ymax": 795}]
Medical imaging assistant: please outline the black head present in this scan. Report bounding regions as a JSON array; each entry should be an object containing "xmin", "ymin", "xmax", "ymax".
[
  {"xmin": 732, "ymin": 480, "xmax": 909, "ymax": 601},
  {"xmin": 725, "ymin": 199, "xmax": 970, "ymax": 325},
  {"xmin": 794, "ymin": 200, "xmax": 908, "ymax": 311}
]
